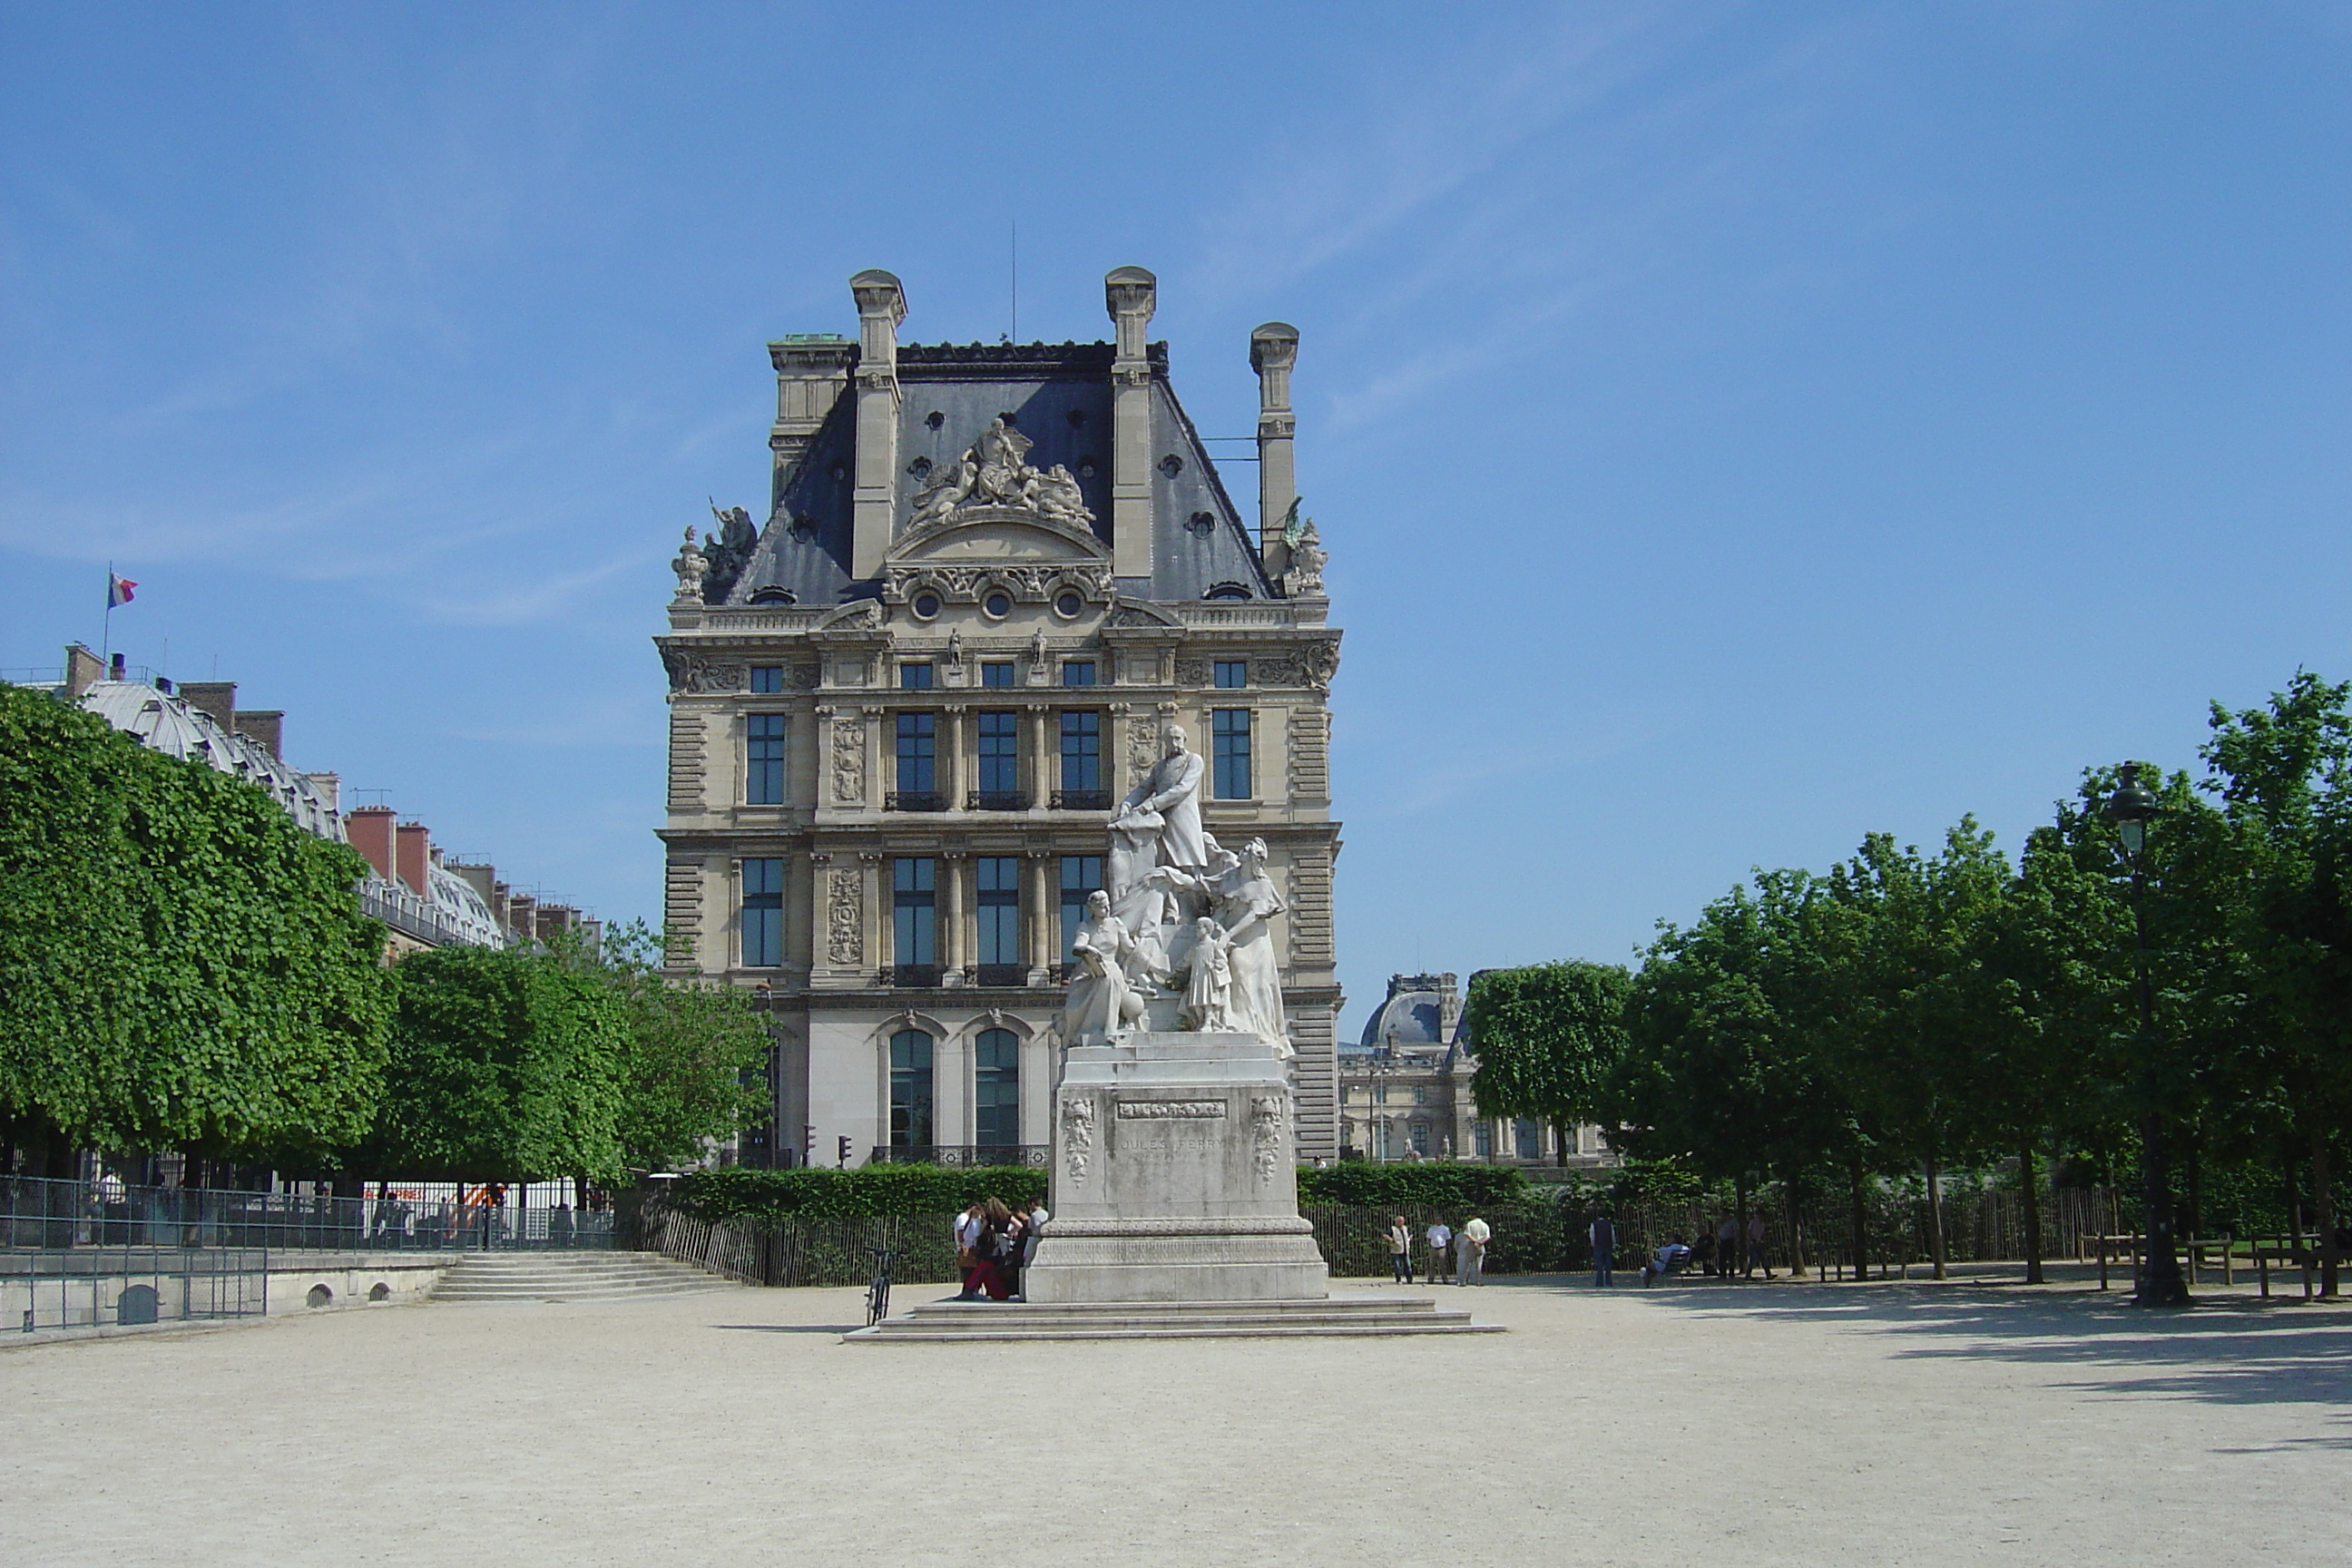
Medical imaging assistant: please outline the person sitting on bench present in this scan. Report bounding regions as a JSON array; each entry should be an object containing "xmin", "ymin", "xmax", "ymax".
[{"xmin": 1642, "ymin": 1237, "xmax": 1693, "ymax": 1287}]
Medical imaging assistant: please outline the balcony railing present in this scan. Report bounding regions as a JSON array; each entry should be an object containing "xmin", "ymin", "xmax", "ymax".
[
  {"xmin": 965, "ymin": 789, "xmax": 1033, "ymax": 812},
  {"xmin": 885, "ymin": 790, "xmax": 946, "ymax": 812},
  {"xmin": 966, "ymin": 963, "xmax": 1030, "ymax": 988},
  {"xmin": 867, "ymin": 1145, "xmax": 1050, "ymax": 1169},
  {"xmin": 1050, "ymin": 789, "xmax": 1112, "ymax": 811},
  {"xmin": 878, "ymin": 964, "xmax": 944, "ymax": 988}
]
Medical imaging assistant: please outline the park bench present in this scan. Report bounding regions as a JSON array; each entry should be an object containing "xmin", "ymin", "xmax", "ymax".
[{"xmin": 2089, "ymin": 1233, "xmax": 2241, "ymax": 1290}]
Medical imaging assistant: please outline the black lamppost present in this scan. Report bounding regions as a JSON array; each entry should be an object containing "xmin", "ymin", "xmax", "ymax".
[{"xmin": 2105, "ymin": 763, "xmax": 2190, "ymax": 1307}]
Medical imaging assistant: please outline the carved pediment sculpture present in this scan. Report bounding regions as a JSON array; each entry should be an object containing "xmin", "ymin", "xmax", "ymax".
[{"xmin": 908, "ymin": 417, "xmax": 1095, "ymax": 533}]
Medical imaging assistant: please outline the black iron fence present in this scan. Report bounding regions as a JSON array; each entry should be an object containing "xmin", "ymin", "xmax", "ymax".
[
  {"xmin": 624, "ymin": 1185, "xmax": 2151, "ymax": 1290},
  {"xmin": 5, "ymin": 1245, "xmax": 268, "ymax": 1333},
  {"xmin": 1, "ymin": 1175, "xmax": 616, "ymax": 1255}
]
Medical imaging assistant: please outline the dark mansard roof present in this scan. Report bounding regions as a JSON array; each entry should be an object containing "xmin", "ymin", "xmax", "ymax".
[{"xmin": 725, "ymin": 339, "xmax": 1275, "ymax": 607}]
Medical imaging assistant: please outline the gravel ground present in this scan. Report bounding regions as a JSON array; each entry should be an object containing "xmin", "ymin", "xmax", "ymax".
[{"xmin": 3, "ymin": 1270, "xmax": 2346, "ymax": 1567}]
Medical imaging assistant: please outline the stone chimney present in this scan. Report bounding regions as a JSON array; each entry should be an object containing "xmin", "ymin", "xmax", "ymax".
[
  {"xmin": 1105, "ymin": 267, "xmax": 1158, "ymax": 581},
  {"xmin": 64, "ymin": 643, "xmax": 105, "ymax": 700},
  {"xmin": 848, "ymin": 269, "xmax": 906, "ymax": 580},
  {"xmin": 1250, "ymin": 322, "xmax": 1299, "ymax": 579},
  {"xmin": 233, "ymin": 710, "xmax": 284, "ymax": 760},
  {"xmin": 769, "ymin": 337, "xmax": 856, "ymax": 524},
  {"xmin": 395, "ymin": 822, "xmax": 431, "ymax": 897},
  {"xmin": 305, "ymin": 771, "xmax": 340, "ymax": 815},
  {"xmin": 347, "ymin": 806, "xmax": 397, "ymax": 881},
  {"xmin": 507, "ymin": 892, "xmax": 538, "ymax": 941},
  {"xmin": 180, "ymin": 681, "xmax": 237, "ymax": 733}
]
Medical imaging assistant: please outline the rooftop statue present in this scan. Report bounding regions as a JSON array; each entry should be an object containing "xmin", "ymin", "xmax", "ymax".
[
  {"xmin": 670, "ymin": 525, "xmax": 708, "ymax": 601},
  {"xmin": 909, "ymin": 416, "xmax": 1095, "ymax": 531}
]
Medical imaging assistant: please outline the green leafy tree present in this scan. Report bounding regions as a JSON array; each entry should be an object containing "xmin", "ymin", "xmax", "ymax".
[
  {"xmin": 596, "ymin": 920, "xmax": 771, "ymax": 1171},
  {"xmin": 361, "ymin": 945, "xmax": 628, "ymax": 1182},
  {"xmin": 0, "ymin": 684, "xmax": 390, "ymax": 1170},
  {"xmin": 1465, "ymin": 962, "xmax": 1632, "ymax": 1167},
  {"xmin": 2201, "ymin": 671, "xmax": 2352, "ymax": 1294}
]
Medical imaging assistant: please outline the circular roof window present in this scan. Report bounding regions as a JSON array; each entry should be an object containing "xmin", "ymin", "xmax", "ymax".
[
  {"xmin": 982, "ymin": 591, "xmax": 1013, "ymax": 620},
  {"xmin": 911, "ymin": 593, "xmax": 942, "ymax": 621},
  {"xmin": 1054, "ymin": 590, "xmax": 1083, "ymax": 619}
]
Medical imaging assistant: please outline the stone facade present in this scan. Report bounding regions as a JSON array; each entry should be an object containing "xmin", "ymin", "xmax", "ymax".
[
  {"xmin": 657, "ymin": 269, "xmax": 1343, "ymax": 1166},
  {"xmin": 1339, "ymin": 973, "xmax": 1615, "ymax": 1167}
]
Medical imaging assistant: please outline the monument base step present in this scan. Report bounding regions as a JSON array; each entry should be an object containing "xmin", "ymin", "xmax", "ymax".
[{"xmin": 842, "ymin": 1294, "xmax": 1503, "ymax": 1342}]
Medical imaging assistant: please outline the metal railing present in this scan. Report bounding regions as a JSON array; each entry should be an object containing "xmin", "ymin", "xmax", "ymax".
[
  {"xmin": 967, "ymin": 963, "xmax": 1031, "ymax": 988},
  {"xmin": 878, "ymin": 964, "xmax": 944, "ymax": 988},
  {"xmin": 867, "ymin": 1145, "xmax": 1049, "ymax": 1169},
  {"xmin": 1, "ymin": 1175, "xmax": 615, "ymax": 1256},
  {"xmin": 965, "ymin": 790, "xmax": 1032, "ymax": 812},
  {"xmin": 885, "ymin": 790, "xmax": 947, "ymax": 812},
  {"xmin": 1050, "ymin": 789, "xmax": 1112, "ymax": 811}
]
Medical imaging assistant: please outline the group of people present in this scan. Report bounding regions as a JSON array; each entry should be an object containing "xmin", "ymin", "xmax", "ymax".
[
  {"xmin": 952, "ymin": 1197, "xmax": 1049, "ymax": 1302},
  {"xmin": 1634, "ymin": 1214, "xmax": 1772, "ymax": 1288},
  {"xmin": 1383, "ymin": 1215, "xmax": 1494, "ymax": 1285}
]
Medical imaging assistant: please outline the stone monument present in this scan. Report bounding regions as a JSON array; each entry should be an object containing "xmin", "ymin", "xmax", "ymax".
[{"xmin": 1020, "ymin": 725, "xmax": 1330, "ymax": 1304}]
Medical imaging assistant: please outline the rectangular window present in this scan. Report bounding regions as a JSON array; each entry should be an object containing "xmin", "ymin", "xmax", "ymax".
[
  {"xmin": 893, "ymin": 858, "xmax": 936, "ymax": 966},
  {"xmin": 746, "ymin": 714, "xmax": 787, "ymax": 805},
  {"xmin": 1214, "ymin": 661, "xmax": 1247, "ymax": 689},
  {"xmin": 1059, "ymin": 854, "xmax": 1102, "ymax": 960},
  {"xmin": 1514, "ymin": 1118, "xmax": 1542, "ymax": 1161},
  {"xmin": 975, "ymin": 856, "xmax": 1021, "ymax": 966},
  {"xmin": 1474, "ymin": 1121, "xmax": 1494, "ymax": 1159},
  {"xmin": 973, "ymin": 1027, "xmax": 1018, "ymax": 1148},
  {"xmin": 1409, "ymin": 1122, "xmax": 1431, "ymax": 1156},
  {"xmin": 896, "ymin": 712, "xmax": 936, "ymax": 794},
  {"xmin": 900, "ymin": 662, "xmax": 935, "ymax": 691},
  {"xmin": 741, "ymin": 858, "xmax": 784, "ymax": 968},
  {"xmin": 1060, "ymin": 710, "xmax": 1101, "ymax": 793},
  {"xmin": 1375, "ymin": 1084, "xmax": 1389, "ymax": 1106},
  {"xmin": 1413, "ymin": 1085, "xmax": 1428, "ymax": 1105},
  {"xmin": 1212, "ymin": 709, "xmax": 1251, "ymax": 799},
  {"xmin": 750, "ymin": 666, "xmax": 784, "ymax": 694},
  {"xmin": 889, "ymin": 1029, "xmax": 934, "ymax": 1149},
  {"xmin": 977, "ymin": 711, "xmax": 1019, "ymax": 795},
  {"xmin": 1061, "ymin": 660, "xmax": 1096, "ymax": 688},
  {"xmin": 981, "ymin": 662, "xmax": 1016, "ymax": 688}
]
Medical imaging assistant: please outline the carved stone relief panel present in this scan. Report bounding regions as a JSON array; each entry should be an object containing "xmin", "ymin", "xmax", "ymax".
[
  {"xmin": 828, "ymin": 709, "xmax": 866, "ymax": 803},
  {"xmin": 826, "ymin": 867, "xmax": 863, "ymax": 965},
  {"xmin": 662, "ymin": 651, "xmax": 748, "ymax": 693}
]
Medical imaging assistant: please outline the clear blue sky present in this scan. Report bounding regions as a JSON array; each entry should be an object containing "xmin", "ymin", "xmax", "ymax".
[{"xmin": 5, "ymin": 5, "xmax": 2347, "ymax": 1032}]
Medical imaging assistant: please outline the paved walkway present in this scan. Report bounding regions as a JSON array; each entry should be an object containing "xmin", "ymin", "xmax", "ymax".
[{"xmin": 3, "ymin": 1273, "xmax": 2345, "ymax": 1566}]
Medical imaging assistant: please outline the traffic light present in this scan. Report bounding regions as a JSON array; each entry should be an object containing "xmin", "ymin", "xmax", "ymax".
[{"xmin": 837, "ymin": 1134, "xmax": 853, "ymax": 1168}]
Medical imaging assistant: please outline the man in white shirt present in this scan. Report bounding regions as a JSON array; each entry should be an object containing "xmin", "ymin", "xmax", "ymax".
[
  {"xmin": 1426, "ymin": 1220, "xmax": 1453, "ymax": 1285},
  {"xmin": 1459, "ymin": 1216, "xmax": 1493, "ymax": 1285}
]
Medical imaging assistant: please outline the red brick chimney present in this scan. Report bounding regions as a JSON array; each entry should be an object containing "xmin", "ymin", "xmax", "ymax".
[
  {"xmin": 180, "ymin": 681, "xmax": 238, "ymax": 732},
  {"xmin": 395, "ymin": 823, "xmax": 431, "ymax": 897},
  {"xmin": 346, "ymin": 807, "xmax": 397, "ymax": 881}
]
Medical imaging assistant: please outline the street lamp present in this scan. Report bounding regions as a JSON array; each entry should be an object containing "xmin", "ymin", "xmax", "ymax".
[{"xmin": 2105, "ymin": 762, "xmax": 2190, "ymax": 1308}]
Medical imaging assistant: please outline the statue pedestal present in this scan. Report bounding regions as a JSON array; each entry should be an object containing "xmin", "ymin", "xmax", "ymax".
[{"xmin": 1023, "ymin": 1031, "xmax": 1329, "ymax": 1305}]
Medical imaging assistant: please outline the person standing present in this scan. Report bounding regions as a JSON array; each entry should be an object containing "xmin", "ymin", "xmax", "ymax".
[
  {"xmin": 1426, "ymin": 1219, "xmax": 1453, "ymax": 1285},
  {"xmin": 1746, "ymin": 1213, "xmax": 1771, "ymax": 1279},
  {"xmin": 1590, "ymin": 1211, "xmax": 1616, "ymax": 1288},
  {"xmin": 1716, "ymin": 1215, "xmax": 1740, "ymax": 1281},
  {"xmin": 953, "ymin": 1202, "xmax": 988, "ymax": 1300},
  {"xmin": 1387, "ymin": 1215, "xmax": 1414, "ymax": 1284},
  {"xmin": 1459, "ymin": 1216, "xmax": 1492, "ymax": 1285}
]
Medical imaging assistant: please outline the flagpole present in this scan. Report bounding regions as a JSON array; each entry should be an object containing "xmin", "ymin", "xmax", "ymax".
[{"xmin": 103, "ymin": 561, "xmax": 113, "ymax": 665}]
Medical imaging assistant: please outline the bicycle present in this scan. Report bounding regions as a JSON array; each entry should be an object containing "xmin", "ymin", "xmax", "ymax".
[{"xmin": 864, "ymin": 1247, "xmax": 901, "ymax": 1327}]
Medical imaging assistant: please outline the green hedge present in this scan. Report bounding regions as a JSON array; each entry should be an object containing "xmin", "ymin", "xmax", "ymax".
[
  {"xmin": 1297, "ymin": 1163, "xmax": 1534, "ymax": 1209},
  {"xmin": 662, "ymin": 1164, "xmax": 1047, "ymax": 1220}
]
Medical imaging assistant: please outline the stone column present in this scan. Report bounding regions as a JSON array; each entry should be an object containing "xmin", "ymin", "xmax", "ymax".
[
  {"xmin": 1250, "ymin": 322, "xmax": 1298, "ymax": 580},
  {"xmin": 1104, "ymin": 267, "xmax": 1157, "ymax": 581},
  {"xmin": 942, "ymin": 704, "xmax": 967, "ymax": 808},
  {"xmin": 849, "ymin": 270, "xmax": 906, "ymax": 580},
  {"xmin": 941, "ymin": 853, "xmax": 967, "ymax": 979},
  {"xmin": 1026, "ymin": 705, "xmax": 1050, "ymax": 804},
  {"xmin": 1024, "ymin": 848, "xmax": 1054, "ymax": 978}
]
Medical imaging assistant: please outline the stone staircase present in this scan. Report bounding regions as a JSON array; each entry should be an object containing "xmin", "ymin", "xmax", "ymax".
[
  {"xmin": 844, "ymin": 1294, "xmax": 1502, "ymax": 1342},
  {"xmin": 430, "ymin": 1250, "xmax": 735, "ymax": 1304}
]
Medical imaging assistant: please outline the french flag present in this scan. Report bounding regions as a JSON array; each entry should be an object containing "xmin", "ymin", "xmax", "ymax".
[{"xmin": 107, "ymin": 573, "xmax": 137, "ymax": 608}]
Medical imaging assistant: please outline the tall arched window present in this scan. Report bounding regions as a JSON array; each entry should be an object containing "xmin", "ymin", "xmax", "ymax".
[
  {"xmin": 890, "ymin": 1030, "xmax": 934, "ymax": 1150},
  {"xmin": 974, "ymin": 1027, "xmax": 1018, "ymax": 1152}
]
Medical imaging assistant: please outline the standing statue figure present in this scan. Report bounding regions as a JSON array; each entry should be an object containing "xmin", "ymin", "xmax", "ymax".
[
  {"xmin": 671, "ymin": 525, "xmax": 708, "ymax": 601},
  {"xmin": 1157, "ymin": 836, "xmax": 1289, "ymax": 1054},
  {"xmin": 1110, "ymin": 725, "xmax": 1207, "ymax": 891},
  {"xmin": 1062, "ymin": 890, "xmax": 1145, "ymax": 1045},
  {"xmin": 1284, "ymin": 519, "xmax": 1328, "ymax": 597},
  {"xmin": 1181, "ymin": 917, "xmax": 1236, "ymax": 1032}
]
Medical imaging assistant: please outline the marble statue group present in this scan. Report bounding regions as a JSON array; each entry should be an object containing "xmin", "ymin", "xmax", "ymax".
[{"xmin": 1060, "ymin": 724, "xmax": 1289, "ymax": 1054}]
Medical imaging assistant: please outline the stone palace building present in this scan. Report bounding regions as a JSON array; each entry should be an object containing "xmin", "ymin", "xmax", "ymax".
[{"xmin": 657, "ymin": 267, "xmax": 1343, "ymax": 1167}]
